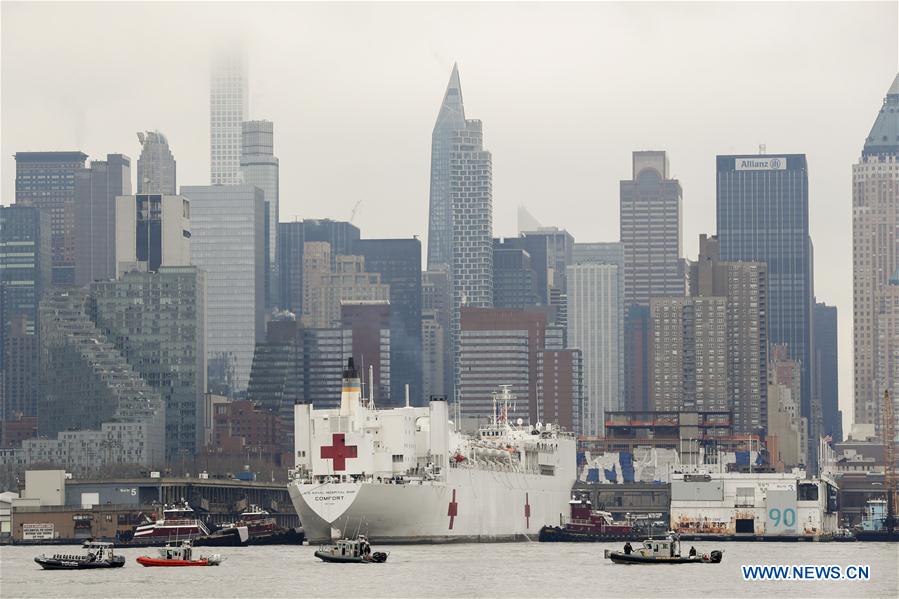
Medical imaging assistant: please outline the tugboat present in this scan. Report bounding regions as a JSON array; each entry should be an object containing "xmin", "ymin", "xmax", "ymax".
[
  {"xmin": 123, "ymin": 500, "xmax": 245, "ymax": 547},
  {"xmin": 314, "ymin": 535, "xmax": 388, "ymax": 563},
  {"xmin": 212, "ymin": 505, "xmax": 304, "ymax": 546},
  {"xmin": 539, "ymin": 498, "xmax": 639, "ymax": 542},
  {"xmin": 136, "ymin": 540, "xmax": 223, "ymax": 567},
  {"xmin": 604, "ymin": 534, "xmax": 723, "ymax": 564},
  {"xmin": 35, "ymin": 541, "xmax": 126, "ymax": 570}
]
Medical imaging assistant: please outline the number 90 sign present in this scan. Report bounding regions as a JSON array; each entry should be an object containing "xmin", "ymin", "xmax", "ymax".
[{"xmin": 768, "ymin": 507, "xmax": 796, "ymax": 529}]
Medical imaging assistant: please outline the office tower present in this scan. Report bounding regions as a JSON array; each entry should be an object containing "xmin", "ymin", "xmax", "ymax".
[
  {"xmin": 768, "ymin": 344, "xmax": 807, "ymax": 468},
  {"xmin": 422, "ymin": 269, "xmax": 452, "ymax": 401},
  {"xmin": 302, "ymin": 219, "xmax": 361, "ymax": 267},
  {"xmin": 341, "ymin": 301, "xmax": 392, "ymax": 404},
  {"xmin": 458, "ymin": 307, "xmax": 546, "ymax": 427},
  {"xmin": 567, "ymin": 263, "xmax": 620, "ymax": 436},
  {"xmin": 303, "ymin": 255, "xmax": 389, "ymax": 328},
  {"xmin": 38, "ymin": 289, "xmax": 165, "ymax": 466},
  {"xmin": 623, "ymin": 305, "xmax": 651, "ymax": 412},
  {"xmin": 137, "ymin": 131, "xmax": 176, "ymax": 194},
  {"xmin": 813, "ymin": 301, "xmax": 841, "ymax": 442},
  {"xmin": 518, "ymin": 228, "xmax": 575, "ymax": 305},
  {"xmin": 301, "ymin": 241, "xmax": 331, "ymax": 326},
  {"xmin": 573, "ymin": 241, "xmax": 626, "ymax": 411},
  {"xmin": 74, "ymin": 154, "xmax": 131, "ymax": 286},
  {"xmin": 0, "ymin": 207, "xmax": 51, "ymax": 420},
  {"xmin": 649, "ymin": 297, "xmax": 728, "ymax": 414},
  {"xmin": 690, "ymin": 234, "xmax": 768, "ymax": 436},
  {"xmin": 539, "ymin": 348, "xmax": 584, "ymax": 434},
  {"xmin": 717, "ymin": 153, "xmax": 814, "ymax": 455},
  {"xmin": 853, "ymin": 73, "xmax": 899, "ymax": 437},
  {"xmin": 115, "ymin": 194, "xmax": 191, "ymax": 275},
  {"xmin": 93, "ymin": 267, "xmax": 206, "ymax": 460},
  {"xmin": 620, "ymin": 151, "xmax": 684, "ymax": 306},
  {"xmin": 182, "ymin": 185, "xmax": 265, "ymax": 393},
  {"xmin": 14, "ymin": 151, "xmax": 88, "ymax": 285},
  {"xmin": 302, "ymin": 327, "xmax": 354, "ymax": 409},
  {"xmin": 493, "ymin": 239, "xmax": 540, "ymax": 309},
  {"xmin": 353, "ymin": 238, "xmax": 422, "ymax": 406},
  {"xmin": 210, "ymin": 48, "xmax": 248, "ymax": 185},
  {"xmin": 277, "ymin": 222, "xmax": 305, "ymax": 313},
  {"xmin": 426, "ymin": 65, "xmax": 493, "ymax": 389},
  {"xmin": 241, "ymin": 120, "xmax": 279, "ymax": 308}
]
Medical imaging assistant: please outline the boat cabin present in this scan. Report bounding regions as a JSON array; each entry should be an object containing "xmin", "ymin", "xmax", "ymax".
[
  {"xmin": 161, "ymin": 541, "xmax": 194, "ymax": 561},
  {"xmin": 635, "ymin": 536, "xmax": 681, "ymax": 558},
  {"xmin": 325, "ymin": 536, "xmax": 372, "ymax": 558},
  {"xmin": 82, "ymin": 541, "xmax": 116, "ymax": 560}
]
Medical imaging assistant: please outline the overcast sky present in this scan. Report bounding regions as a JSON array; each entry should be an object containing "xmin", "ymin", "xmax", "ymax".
[{"xmin": 2, "ymin": 1, "xmax": 897, "ymax": 431}]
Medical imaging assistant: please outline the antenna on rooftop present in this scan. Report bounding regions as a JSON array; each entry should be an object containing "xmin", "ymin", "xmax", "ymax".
[{"xmin": 759, "ymin": 143, "xmax": 767, "ymax": 155}]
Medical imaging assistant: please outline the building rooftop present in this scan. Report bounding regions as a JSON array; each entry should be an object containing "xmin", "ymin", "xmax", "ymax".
[{"xmin": 863, "ymin": 72, "xmax": 899, "ymax": 157}]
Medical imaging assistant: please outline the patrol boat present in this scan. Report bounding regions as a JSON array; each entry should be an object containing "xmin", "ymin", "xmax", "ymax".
[
  {"xmin": 288, "ymin": 359, "xmax": 577, "ymax": 543},
  {"xmin": 604, "ymin": 534, "xmax": 724, "ymax": 564}
]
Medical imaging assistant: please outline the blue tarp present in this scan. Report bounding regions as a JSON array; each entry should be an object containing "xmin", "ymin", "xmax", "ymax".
[
  {"xmin": 620, "ymin": 451, "xmax": 635, "ymax": 483},
  {"xmin": 586, "ymin": 467, "xmax": 600, "ymax": 482},
  {"xmin": 736, "ymin": 451, "xmax": 750, "ymax": 465},
  {"xmin": 603, "ymin": 464, "xmax": 618, "ymax": 483}
]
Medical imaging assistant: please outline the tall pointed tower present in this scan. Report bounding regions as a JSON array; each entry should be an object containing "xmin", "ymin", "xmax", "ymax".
[
  {"xmin": 427, "ymin": 63, "xmax": 467, "ymax": 271},
  {"xmin": 426, "ymin": 64, "xmax": 493, "ymax": 397},
  {"xmin": 853, "ymin": 73, "xmax": 899, "ymax": 438}
]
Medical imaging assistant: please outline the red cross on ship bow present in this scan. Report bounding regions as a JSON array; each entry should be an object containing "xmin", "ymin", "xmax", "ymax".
[
  {"xmin": 447, "ymin": 489, "xmax": 458, "ymax": 530},
  {"xmin": 320, "ymin": 433, "xmax": 358, "ymax": 471}
]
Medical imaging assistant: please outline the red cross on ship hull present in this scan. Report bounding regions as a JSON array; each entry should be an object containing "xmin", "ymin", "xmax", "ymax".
[
  {"xmin": 320, "ymin": 433, "xmax": 358, "ymax": 471},
  {"xmin": 447, "ymin": 489, "xmax": 458, "ymax": 530},
  {"xmin": 524, "ymin": 493, "xmax": 531, "ymax": 528}
]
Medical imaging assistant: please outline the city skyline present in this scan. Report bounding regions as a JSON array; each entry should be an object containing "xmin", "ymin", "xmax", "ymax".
[{"xmin": 2, "ymin": 2, "xmax": 898, "ymax": 435}]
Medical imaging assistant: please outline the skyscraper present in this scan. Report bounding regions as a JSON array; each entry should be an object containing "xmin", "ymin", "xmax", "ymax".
[
  {"xmin": 353, "ymin": 238, "xmax": 423, "ymax": 407},
  {"xmin": 74, "ymin": 154, "xmax": 131, "ymax": 286},
  {"xmin": 620, "ymin": 151, "xmax": 684, "ymax": 306},
  {"xmin": 717, "ymin": 153, "xmax": 814, "ymax": 455},
  {"xmin": 39, "ymin": 289, "xmax": 166, "ymax": 466},
  {"xmin": 650, "ymin": 296, "xmax": 728, "ymax": 414},
  {"xmin": 137, "ymin": 131, "xmax": 176, "ymax": 194},
  {"xmin": 422, "ymin": 268, "xmax": 452, "ymax": 401},
  {"xmin": 277, "ymin": 222, "xmax": 305, "ymax": 314},
  {"xmin": 458, "ymin": 307, "xmax": 546, "ymax": 427},
  {"xmin": 813, "ymin": 301, "xmax": 841, "ymax": 442},
  {"xmin": 690, "ymin": 234, "xmax": 768, "ymax": 436},
  {"xmin": 853, "ymin": 73, "xmax": 899, "ymax": 437},
  {"xmin": 114, "ymin": 194, "xmax": 191, "ymax": 276},
  {"xmin": 0, "ymin": 206, "xmax": 51, "ymax": 419},
  {"xmin": 93, "ymin": 266, "xmax": 206, "ymax": 460},
  {"xmin": 567, "ymin": 263, "xmax": 619, "ymax": 436},
  {"xmin": 210, "ymin": 49, "xmax": 248, "ymax": 185},
  {"xmin": 14, "ymin": 151, "xmax": 88, "ymax": 285},
  {"xmin": 493, "ymin": 240, "xmax": 540, "ymax": 309},
  {"xmin": 182, "ymin": 185, "xmax": 265, "ymax": 393},
  {"xmin": 241, "ymin": 120, "xmax": 279, "ymax": 308},
  {"xmin": 573, "ymin": 242, "xmax": 626, "ymax": 411},
  {"xmin": 426, "ymin": 65, "xmax": 493, "ymax": 392}
]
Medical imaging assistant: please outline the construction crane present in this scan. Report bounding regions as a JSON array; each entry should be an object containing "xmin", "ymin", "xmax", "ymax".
[
  {"xmin": 883, "ymin": 389, "xmax": 897, "ymax": 533},
  {"xmin": 349, "ymin": 199, "xmax": 363, "ymax": 223}
]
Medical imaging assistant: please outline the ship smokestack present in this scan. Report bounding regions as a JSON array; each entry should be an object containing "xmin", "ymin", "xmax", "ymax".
[{"xmin": 340, "ymin": 358, "xmax": 362, "ymax": 415}]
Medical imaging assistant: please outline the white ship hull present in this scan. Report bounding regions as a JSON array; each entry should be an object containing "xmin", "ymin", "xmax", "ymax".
[{"xmin": 289, "ymin": 467, "xmax": 573, "ymax": 543}]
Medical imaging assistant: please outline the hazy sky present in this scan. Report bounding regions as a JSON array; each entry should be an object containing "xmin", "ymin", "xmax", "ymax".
[{"xmin": 2, "ymin": 1, "xmax": 897, "ymax": 431}]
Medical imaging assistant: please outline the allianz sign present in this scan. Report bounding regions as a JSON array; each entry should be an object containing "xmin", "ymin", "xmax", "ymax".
[{"xmin": 735, "ymin": 157, "xmax": 787, "ymax": 171}]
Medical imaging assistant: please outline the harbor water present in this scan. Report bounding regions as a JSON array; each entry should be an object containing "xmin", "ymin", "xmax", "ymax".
[{"xmin": 1, "ymin": 541, "xmax": 897, "ymax": 598}]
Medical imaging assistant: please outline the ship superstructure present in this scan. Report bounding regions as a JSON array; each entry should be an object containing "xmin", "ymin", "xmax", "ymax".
[{"xmin": 288, "ymin": 359, "xmax": 576, "ymax": 542}]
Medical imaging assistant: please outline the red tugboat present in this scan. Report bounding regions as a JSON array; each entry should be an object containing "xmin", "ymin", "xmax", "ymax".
[
  {"xmin": 539, "ymin": 498, "xmax": 639, "ymax": 542},
  {"xmin": 220, "ymin": 505, "xmax": 304, "ymax": 545}
]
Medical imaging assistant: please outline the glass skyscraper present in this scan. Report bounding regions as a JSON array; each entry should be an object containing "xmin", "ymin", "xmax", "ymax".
[
  {"xmin": 182, "ymin": 185, "xmax": 265, "ymax": 394},
  {"xmin": 716, "ymin": 153, "xmax": 814, "ymax": 458},
  {"xmin": 210, "ymin": 49, "xmax": 248, "ymax": 186},
  {"xmin": 426, "ymin": 64, "xmax": 493, "ymax": 393},
  {"xmin": 241, "ymin": 120, "xmax": 279, "ymax": 309},
  {"xmin": 14, "ymin": 151, "xmax": 88, "ymax": 285}
]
